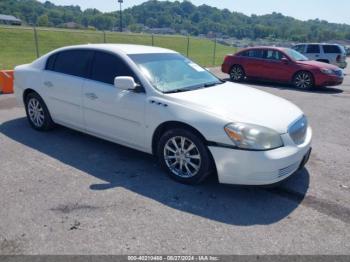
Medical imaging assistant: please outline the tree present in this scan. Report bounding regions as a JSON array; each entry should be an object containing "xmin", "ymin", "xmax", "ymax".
[
  {"xmin": 1, "ymin": 0, "xmax": 350, "ymax": 41},
  {"xmin": 92, "ymin": 15, "xmax": 114, "ymax": 30},
  {"xmin": 128, "ymin": 24, "xmax": 143, "ymax": 33},
  {"xmin": 37, "ymin": 14, "xmax": 49, "ymax": 26},
  {"xmin": 145, "ymin": 17, "xmax": 157, "ymax": 28}
]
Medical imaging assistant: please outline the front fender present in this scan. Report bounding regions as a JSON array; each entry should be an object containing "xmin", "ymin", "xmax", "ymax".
[{"xmin": 144, "ymin": 96, "xmax": 232, "ymax": 153}]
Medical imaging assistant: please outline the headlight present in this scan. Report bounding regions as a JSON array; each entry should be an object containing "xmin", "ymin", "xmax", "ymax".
[
  {"xmin": 320, "ymin": 68, "xmax": 334, "ymax": 75},
  {"xmin": 224, "ymin": 123, "xmax": 283, "ymax": 150}
]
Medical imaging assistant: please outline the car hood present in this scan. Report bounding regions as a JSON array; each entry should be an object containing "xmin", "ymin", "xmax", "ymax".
[
  {"xmin": 166, "ymin": 82, "xmax": 303, "ymax": 134},
  {"xmin": 296, "ymin": 60, "xmax": 339, "ymax": 69}
]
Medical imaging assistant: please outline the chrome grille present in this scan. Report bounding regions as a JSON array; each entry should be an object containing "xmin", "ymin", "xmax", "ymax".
[
  {"xmin": 334, "ymin": 69, "xmax": 343, "ymax": 77},
  {"xmin": 289, "ymin": 116, "xmax": 308, "ymax": 145}
]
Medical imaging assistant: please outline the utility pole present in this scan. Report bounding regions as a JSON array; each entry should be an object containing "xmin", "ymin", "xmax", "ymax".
[
  {"xmin": 212, "ymin": 37, "xmax": 217, "ymax": 66},
  {"xmin": 118, "ymin": 0, "xmax": 123, "ymax": 32}
]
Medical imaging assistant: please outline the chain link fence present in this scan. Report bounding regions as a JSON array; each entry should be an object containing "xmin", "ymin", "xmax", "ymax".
[{"xmin": 0, "ymin": 26, "xmax": 236, "ymax": 70}]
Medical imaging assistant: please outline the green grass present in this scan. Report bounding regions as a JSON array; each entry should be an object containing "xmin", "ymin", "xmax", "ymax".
[{"xmin": 0, "ymin": 26, "xmax": 236, "ymax": 70}]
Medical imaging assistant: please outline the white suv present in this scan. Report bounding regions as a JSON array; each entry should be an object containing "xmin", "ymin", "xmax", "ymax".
[{"xmin": 292, "ymin": 43, "xmax": 347, "ymax": 69}]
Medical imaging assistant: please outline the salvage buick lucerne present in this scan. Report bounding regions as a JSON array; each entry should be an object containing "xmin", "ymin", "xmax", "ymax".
[{"xmin": 14, "ymin": 44, "xmax": 312, "ymax": 185}]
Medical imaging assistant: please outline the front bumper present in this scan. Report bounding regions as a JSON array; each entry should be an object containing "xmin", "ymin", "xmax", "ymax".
[
  {"xmin": 209, "ymin": 127, "xmax": 312, "ymax": 185},
  {"xmin": 315, "ymin": 74, "xmax": 344, "ymax": 87}
]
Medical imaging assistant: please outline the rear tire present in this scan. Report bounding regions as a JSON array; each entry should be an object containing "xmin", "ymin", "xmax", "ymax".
[
  {"xmin": 229, "ymin": 65, "xmax": 245, "ymax": 82},
  {"xmin": 25, "ymin": 92, "xmax": 55, "ymax": 131},
  {"xmin": 157, "ymin": 128, "xmax": 214, "ymax": 185},
  {"xmin": 293, "ymin": 71, "xmax": 314, "ymax": 89}
]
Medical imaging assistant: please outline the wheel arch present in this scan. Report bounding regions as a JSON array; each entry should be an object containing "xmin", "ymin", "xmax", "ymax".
[
  {"xmin": 152, "ymin": 121, "xmax": 208, "ymax": 155},
  {"xmin": 230, "ymin": 64, "xmax": 245, "ymax": 74},
  {"xmin": 22, "ymin": 88, "xmax": 55, "ymax": 131},
  {"xmin": 152, "ymin": 120, "xmax": 218, "ymax": 178},
  {"xmin": 23, "ymin": 88, "xmax": 39, "ymax": 103},
  {"xmin": 292, "ymin": 70, "xmax": 315, "ymax": 83}
]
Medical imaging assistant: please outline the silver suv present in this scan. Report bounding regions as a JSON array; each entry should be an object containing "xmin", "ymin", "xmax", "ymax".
[{"xmin": 292, "ymin": 43, "xmax": 347, "ymax": 69}]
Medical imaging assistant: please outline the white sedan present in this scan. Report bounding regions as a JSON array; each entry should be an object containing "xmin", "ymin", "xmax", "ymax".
[{"xmin": 14, "ymin": 44, "xmax": 312, "ymax": 185}]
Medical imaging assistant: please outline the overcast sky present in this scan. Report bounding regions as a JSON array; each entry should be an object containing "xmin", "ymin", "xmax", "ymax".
[{"xmin": 38, "ymin": 0, "xmax": 350, "ymax": 25}]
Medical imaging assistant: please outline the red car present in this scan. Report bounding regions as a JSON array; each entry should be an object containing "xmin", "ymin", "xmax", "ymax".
[{"xmin": 222, "ymin": 47, "xmax": 344, "ymax": 89}]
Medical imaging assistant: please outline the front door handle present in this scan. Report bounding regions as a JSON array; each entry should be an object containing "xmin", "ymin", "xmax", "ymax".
[
  {"xmin": 44, "ymin": 81, "xmax": 53, "ymax": 88},
  {"xmin": 85, "ymin": 93, "xmax": 98, "ymax": 100}
]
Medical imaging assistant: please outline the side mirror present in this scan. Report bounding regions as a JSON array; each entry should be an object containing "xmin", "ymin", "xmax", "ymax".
[
  {"xmin": 114, "ymin": 76, "xmax": 137, "ymax": 90},
  {"xmin": 281, "ymin": 57, "xmax": 289, "ymax": 64}
]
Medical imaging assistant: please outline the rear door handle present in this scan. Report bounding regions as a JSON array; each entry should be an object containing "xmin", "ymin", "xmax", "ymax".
[
  {"xmin": 44, "ymin": 81, "xmax": 53, "ymax": 88},
  {"xmin": 85, "ymin": 93, "xmax": 98, "ymax": 100}
]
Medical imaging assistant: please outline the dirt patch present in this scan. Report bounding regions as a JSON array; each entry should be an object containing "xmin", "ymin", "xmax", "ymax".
[
  {"xmin": 0, "ymin": 238, "xmax": 23, "ymax": 254},
  {"xmin": 50, "ymin": 203, "xmax": 100, "ymax": 214}
]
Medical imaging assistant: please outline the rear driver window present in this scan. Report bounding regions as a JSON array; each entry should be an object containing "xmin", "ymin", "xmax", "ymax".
[
  {"xmin": 52, "ymin": 50, "xmax": 92, "ymax": 78},
  {"xmin": 238, "ymin": 50, "xmax": 263, "ymax": 58},
  {"xmin": 46, "ymin": 53, "xmax": 57, "ymax": 70},
  {"xmin": 90, "ymin": 51, "xmax": 136, "ymax": 85},
  {"xmin": 323, "ymin": 45, "xmax": 341, "ymax": 53}
]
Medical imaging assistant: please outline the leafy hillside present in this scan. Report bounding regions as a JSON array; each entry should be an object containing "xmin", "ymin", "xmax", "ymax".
[{"xmin": 1, "ymin": 0, "xmax": 350, "ymax": 41}]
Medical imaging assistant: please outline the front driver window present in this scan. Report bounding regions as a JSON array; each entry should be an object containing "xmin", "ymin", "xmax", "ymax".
[
  {"xmin": 306, "ymin": 45, "xmax": 320, "ymax": 54},
  {"xmin": 90, "ymin": 51, "xmax": 137, "ymax": 85},
  {"xmin": 265, "ymin": 50, "xmax": 283, "ymax": 60}
]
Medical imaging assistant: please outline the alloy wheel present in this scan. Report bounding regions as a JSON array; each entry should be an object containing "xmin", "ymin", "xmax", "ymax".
[
  {"xmin": 230, "ymin": 66, "xmax": 244, "ymax": 81},
  {"xmin": 163, "ymin": 136, "xmax": 202, "ymax": 178},
  {"xmin": 294, "ymin": 72, "xmax": 312, "ymax": 89},
  {"xmin": 27, "ymin": 98, "xmax": 45, "ymax": 128}
]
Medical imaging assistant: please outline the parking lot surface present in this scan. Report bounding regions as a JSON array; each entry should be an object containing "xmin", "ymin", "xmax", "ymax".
[{"xmin": 0, "ymin": 61, "xmax": 350, "ymax": 254}]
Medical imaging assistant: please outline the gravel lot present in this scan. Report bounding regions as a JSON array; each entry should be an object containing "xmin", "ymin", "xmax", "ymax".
[{"xmin": 0, "ymin": 60, "xmax": 349, "ymax": 255}]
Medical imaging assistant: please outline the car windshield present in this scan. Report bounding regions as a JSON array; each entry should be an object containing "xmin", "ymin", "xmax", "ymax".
[
  {"xmin": 128, "ymin": 53, "xmax": 222, "ymax": 93},
  {"xmin": 284, "ymin": 48, "xmax": 309, "ymax": 61}
]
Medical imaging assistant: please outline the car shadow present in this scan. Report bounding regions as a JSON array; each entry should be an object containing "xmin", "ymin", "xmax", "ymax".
[
  {"xmin": 223, "ymin": 78, "xmax": 344, "ymax": 94},
  {"xmin": 0, "ymin": 118, "xmax": 310, "ymax": 226}
]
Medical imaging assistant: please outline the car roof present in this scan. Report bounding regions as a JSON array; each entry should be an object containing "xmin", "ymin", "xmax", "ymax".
[
  {"xmin": 238, "ymin": 46, "xmax": 287, "ymax": 52},
  {"xmin": 295, "ymin": 43, "xmax": 341, "ymax": 46},
  {"xmin": 50, "ymin": 44, "xmax": 178, "ymax": 55}
]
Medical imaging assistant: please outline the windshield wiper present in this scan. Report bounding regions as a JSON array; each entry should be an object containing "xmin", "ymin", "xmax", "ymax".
[
  {"xmin": 163, "ymin": 81, "xmax": 224, "ymax": 94},
  {"xmin": 163, "ymin": 88, "xmax": 193, "ymax": 94},
  {"xmin": 203, "ymin": 81, "xmax": 223, "ymax": 88}
]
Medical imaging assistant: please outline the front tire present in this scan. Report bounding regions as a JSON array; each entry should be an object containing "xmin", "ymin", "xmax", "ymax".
[
  {"xmin": 293, "ymin": 71, "xmax": 314, "ymax": 89},
  {"xmin": 25, "ymin": 92, "xmax": 55, "ymax": 131},
  {"xmin": 157, "ymin": 129, "xmax": 214, "ymax": 185},
  {"xmin": 229, "ymin": 65, "xmax": 245, "ymax": 82}
]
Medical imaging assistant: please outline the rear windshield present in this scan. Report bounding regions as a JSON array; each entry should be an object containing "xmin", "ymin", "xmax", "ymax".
[{"xmin": 339, "ymin": 45, "xmax": 346, "ymax": 54}]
